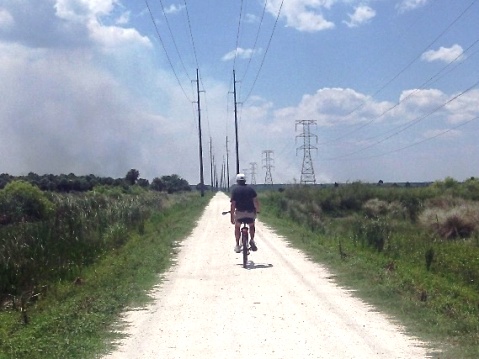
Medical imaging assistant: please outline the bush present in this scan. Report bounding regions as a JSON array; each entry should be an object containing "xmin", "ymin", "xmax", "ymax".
[
  {"xmin": 352, "ymin": 215, "xmax": 391, "ymax": 252},
  {"xmin": 0, "ymin": 181, "xmax": 54, "ymax": 224},
  {"xmin": 419, "ymin": 200, "xmax": 479, "ymax": 240},
  {"xmin": 363, "ymin": 198, "xmax": 407, "ymax": 220}
]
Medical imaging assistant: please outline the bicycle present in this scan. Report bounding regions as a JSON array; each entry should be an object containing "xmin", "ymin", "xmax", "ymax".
[{"xmin": 222, "ymin": 210, "xmax": 254, "ymax": 268}]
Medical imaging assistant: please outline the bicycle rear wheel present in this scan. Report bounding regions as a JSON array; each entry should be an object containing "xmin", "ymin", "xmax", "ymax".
[{"xmin": 241, "ymin": 230, "xmax": 248, "ymax": 268}]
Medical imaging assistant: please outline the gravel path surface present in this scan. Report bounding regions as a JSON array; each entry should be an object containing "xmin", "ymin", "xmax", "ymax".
[{"xmin": 103, "ymin": 192, "xmax": 431, "ymax": 358}]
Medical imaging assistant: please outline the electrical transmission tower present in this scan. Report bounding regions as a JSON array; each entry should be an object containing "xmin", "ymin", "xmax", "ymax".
[
  {"xmin": 296, "ymin": 119, "xmax": 317, "ymax": 185},
  {"xmin": 262, "ymin": 150, "xmax": 274, "ymax": 185},
  {"xmin": 249, "ymin": 162, "xmax": 257, "ymax": 185}
]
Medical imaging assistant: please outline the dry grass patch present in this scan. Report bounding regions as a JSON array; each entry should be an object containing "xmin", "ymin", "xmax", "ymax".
[{"xmin": 419, "ymin": 198, "xmax": 479, "ymax": 240}]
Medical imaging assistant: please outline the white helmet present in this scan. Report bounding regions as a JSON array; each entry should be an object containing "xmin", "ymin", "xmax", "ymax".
[{"xmin": 236, "ymin": 173, "xmax": 246, "ymax": 182}]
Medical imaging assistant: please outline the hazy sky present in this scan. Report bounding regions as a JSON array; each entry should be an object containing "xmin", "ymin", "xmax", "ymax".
[{"xmin": 1, "ymin": 0, "xmax": 478, "ymax": 184}]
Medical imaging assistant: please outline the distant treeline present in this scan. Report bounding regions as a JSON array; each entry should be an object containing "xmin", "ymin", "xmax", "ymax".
[{"xmin": 0, "ymin": 169, "xmax": 191, "ymax": 194}]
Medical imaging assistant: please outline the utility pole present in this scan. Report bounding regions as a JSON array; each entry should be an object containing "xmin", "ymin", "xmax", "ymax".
[
  {"xmin": 209, "ymin": 138, "xmax": 214, "ymax": 188},
  {"xmin": 296, "ymin": 119, "xmax": 317, "ymax": 185},
  {"xmin": 249, "ymin": 162, "xmax": 257, "ymax": 185},
  {"xmin": 262, "ymin": 150, "xmax": 274, "ymax": 185},
  {"xmin": 233, "ymin": 70, "xmax": 240, "ymax": 175},
  {"xmin": 225, "ymin": 136, "xmax": 230, "ymax": 190},
  {"xmin": 195, "ymin": 68, "xmax": 205, "ymax": 196},
  {"xmin": 220, "ymin": 157, "xmax": 225, "ymax": 189}
]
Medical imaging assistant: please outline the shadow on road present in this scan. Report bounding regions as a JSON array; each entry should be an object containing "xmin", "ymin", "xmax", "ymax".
[{"xmin": 236, "ymin": 261, "xmax": 274, "ymax": 270}]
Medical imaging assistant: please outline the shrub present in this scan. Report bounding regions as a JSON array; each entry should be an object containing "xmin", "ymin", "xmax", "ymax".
[
  {"xmin": 352, "ymin": 215, "xmax": 391, "ymax": 252},
  {"xmin": 363, "ymin": 198, "xmax": 389, "ymax": 218},
  {"xmin": 0, "ymin": 181, "xmax": 54, "ymax": 224},
  {"xmin": 419, "ymin": 201, "xmax": 479, "ymax": 240}
]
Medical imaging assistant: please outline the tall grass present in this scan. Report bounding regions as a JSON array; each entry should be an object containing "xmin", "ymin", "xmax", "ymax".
[
  {"xmin": 0, "ymin": 185, "xmax": 167, "ymax": 320},
  {"xmin": 0, "ymin": 190, "xmax": 210, "ymax": 359},
  {"xmin": 259, "ymin": 180, "xmax": 479, "ymax": 358}
]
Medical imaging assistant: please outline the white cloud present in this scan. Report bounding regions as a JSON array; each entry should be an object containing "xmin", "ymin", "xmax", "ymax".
[
  {"xmin": 0, "ymin": 8, "xmax": 14, "ymax": 29},
  {"xmin": 266, "ymin": 0, "xmax": 335, "ymax": 32},
  {"xmin": 54, "ymin": 0, "xmax": 116, "ymax": 22},
  {"xmin": 245, "ymin": 13, "xmax": 259, "ymax": 23},
  {"xmin": 421, "ymin": 44, "xmax": 464, "ymax": 63},
  {"xmin": 396, "ymin": 0, "xmax": 429, "ymax": 13},
  {"xmin": 445, "ymin": 89, "xmax": 479, "ymax": 124},
  {"xmin": 397, "ymin": 88, "xmax": 447, "ymax": 113},
  {"xmin": 222, "ymin": 47, "xmax": 258, "ymax": 61},
  {"xmin": 279, "ymin": 88, "xmax": 392, "ymax": 127},
  {"xmin": 88, "ymin": 21, "xmax": 151, "ymax": 49},
  {"xmin": 0, "ymin": 1, "xmax": 177, "ymax": 180},
  {"xmin": 163, "ymin": 4, "xmax": 185, "ymax": 15},
  {"xmin": 53, "ymin": 0, "xmax": 150, "ymax": 48},
  {"xmin": 115, "ymin": 11, "xmax": 130, "ymax": 25},
  {"xmin": 0, "ymin": 43, "xmax": 159, "ymax": 177},
  {"xmin": 344, "ymin": 5, "xmax": 376, "ymax": 28}
]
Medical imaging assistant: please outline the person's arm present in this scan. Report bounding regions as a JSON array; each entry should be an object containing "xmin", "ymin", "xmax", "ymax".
[{"xmin": 230, "ymin": 200, "xmax": 236, "ymax": 224}]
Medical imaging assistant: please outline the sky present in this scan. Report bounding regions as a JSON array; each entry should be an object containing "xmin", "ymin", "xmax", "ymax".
[{"xmin": 0, "ymin": 0, "xmax": 478, "ymax": 185}]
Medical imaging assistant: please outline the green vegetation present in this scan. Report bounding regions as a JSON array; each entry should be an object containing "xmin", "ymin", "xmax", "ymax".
[
  {"xmin": 0, "ymin": 170, "xmax": 192, "ymax": 194},
  {"xmin": 259, "ymin": 178, "xmax": 479, "ymax": 359},
  {"xmin": 0, "ymin": 175, "xmax": 209, "ymax": 359}
]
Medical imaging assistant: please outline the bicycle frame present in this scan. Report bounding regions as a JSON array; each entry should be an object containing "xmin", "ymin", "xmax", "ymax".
[{"xmin": 222, "ymin": 210, "xmax": 251, "ymax": 268}]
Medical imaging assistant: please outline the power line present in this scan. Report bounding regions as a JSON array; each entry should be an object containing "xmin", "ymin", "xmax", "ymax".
[
  {"xmin": 327, "ymin": 0, "xmax": 478, "ymax": 138},
  {"xmin": 319, "ymin": 36, "xmax": 479, "ymax": 146},
  {"xmin": 242, "ymin": 0, "xmax": 284, "ymax": 104},
  {"xmin": 158, "ymin": 0, "xmax": 192, "ymax": 81},
  {"xmin": 333, "ymin": 115, "xmax": 479, "ymax": 161},
  {"xmin": 144, "ymin": 0, "xmax": 193, "ymax": 103},
  {"xmin": 325, "ymin": 79, "xmax": 479, "ymax": 160},
  {"xmin": 233, "ymin": 0, "xmax": 245, "ymax": 72},
  {"xmin": 182, "ymin": 0, "xmax": 200, "ymax": 70},
  {"xmin": 241, "ymin": 0, "xmax": 268, "ymax": 83}
]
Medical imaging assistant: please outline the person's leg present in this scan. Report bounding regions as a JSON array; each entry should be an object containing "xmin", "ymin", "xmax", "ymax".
[
  {"xmin": 235, "ymin": 222, "xmax": 241, "ymax": 245},
  {"xmin": 234, "ymin": 221, "xmax": 241, "ymax": 252},
  {"xmin": 249, "ymin": 221, "xmax": 257, "ymax": 251}
]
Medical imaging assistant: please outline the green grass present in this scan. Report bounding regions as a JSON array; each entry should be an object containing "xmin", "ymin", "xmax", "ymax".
[
  {"xmin": 258, "ymin": 189, "xmax": 479, "ymax": 359},
  {"xmin": 0, "ymin": 192, "xmax": 211, "ymax": 359}
]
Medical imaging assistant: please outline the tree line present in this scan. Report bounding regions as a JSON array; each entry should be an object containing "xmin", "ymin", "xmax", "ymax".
[{"xmin": 0, "ymin": 169, "xmax": 191, "ymax": 194}]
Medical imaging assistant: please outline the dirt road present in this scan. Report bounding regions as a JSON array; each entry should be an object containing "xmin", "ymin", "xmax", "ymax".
[{"xmin": 103, "ymin": 192, "xmax": 431, "ymax": 358}]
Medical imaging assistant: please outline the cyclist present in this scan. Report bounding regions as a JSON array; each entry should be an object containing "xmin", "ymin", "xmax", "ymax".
[{"xmin": 230, "ymin": 173, "xmax": 260, "ymax": 253}]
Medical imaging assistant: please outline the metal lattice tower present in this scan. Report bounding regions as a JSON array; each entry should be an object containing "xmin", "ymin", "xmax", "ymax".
[
  {"xmin": 242, "ymin": 168, "xmax": 249, "ymax": 183},
  {"xmin": 249, "ymin": 162, "xmax": 257, "ymax": 185},
  {"xmin": 296, "ymin": 120, "xmax": 317, "ymax": 185},
  {"xmin": 262, "ymin": 150, "xmax": 274, "ymax": 185}
]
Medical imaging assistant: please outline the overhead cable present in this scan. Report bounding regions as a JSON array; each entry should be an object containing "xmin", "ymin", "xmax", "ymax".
[
  {"xmin": 144, "ymin": 0, "xmax": 193, "ymax": 103},
  {"xmin": 183, "ymin": 0, "xmax": 200, "ymax": 70},
  {"xmin": 331, "ymin": 0, "xmax": 478, "ymax": 135},
  {"xmin": 332, "ymin": 115, "xmax": 479, "ymax": 161},
  {"xmin": 320, "ymin": 36, "xmax": 479, "ymax": 146},
  {"xmin": 158, "ymin": 0, "xmax": 192, "ymax": 81},
  {"xmin": 325, "ymin": 79, "xmax": 479, "ymax": 160},
  {"xmin": 242, "ymin": 0, "xmax": 284, "ymax": 104},
  {"xmin": 241, "ymin": 0, "xmax": 268, "ymax": 83}
]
